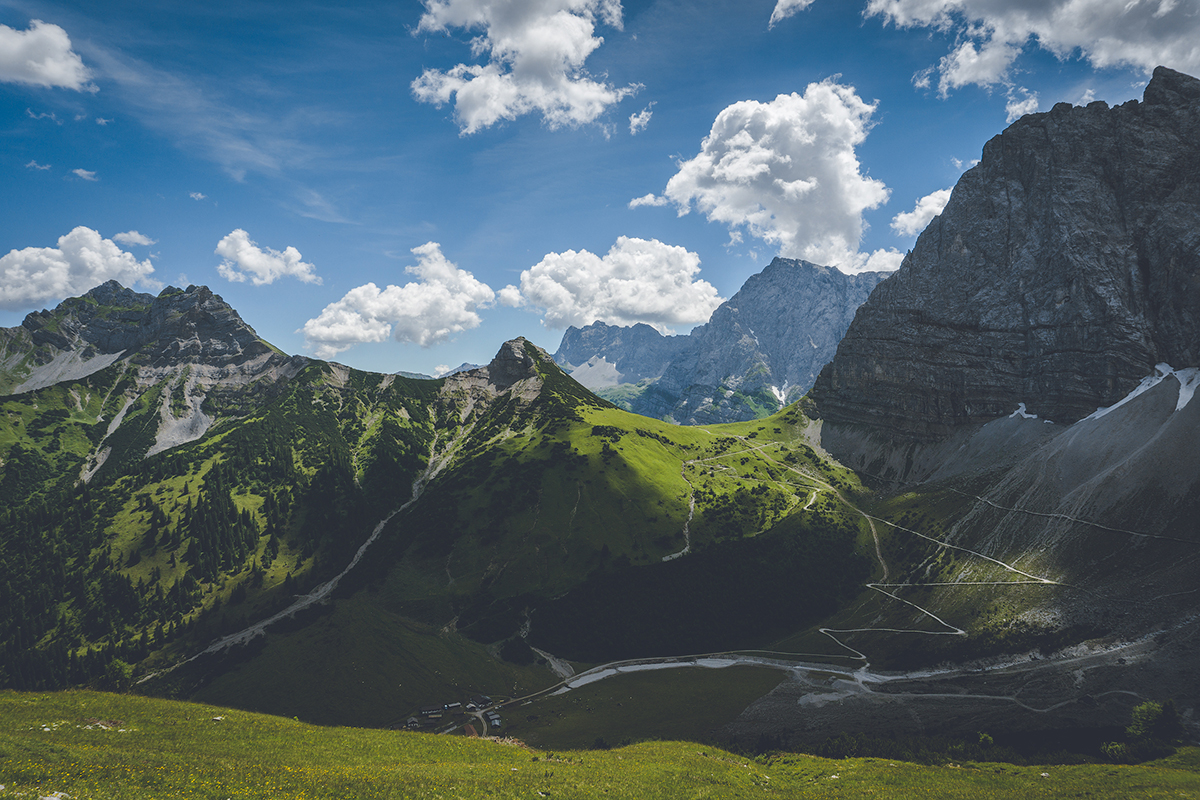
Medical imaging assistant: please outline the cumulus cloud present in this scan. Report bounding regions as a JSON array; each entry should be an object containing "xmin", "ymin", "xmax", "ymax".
[
  {"xmin": 497, "ymin": 284, "xmax": 524, "ymax": 307},
  {"xmin": 891, "ymin": 187, "xmax": 952, "ymax": 237},
  {"xmin": 1005, "ymin": 87, "xmax": 1039, "ymax": 122},
  {"xmin": 25, "ymin": 160, "xmax": 51, "ymax": 170},
  {"xmin": 215, "ymin": 229, "xmax": 321, "ymax": 286},
  {"xmin": 628, "ymin": 192, "xmax": 669, "ymax": 208},
  {"xmin": 411, "ymin": 0, "xmax": 639, "ymax": 133},
  {"xmin": 645, "ymin": 79, "xmax": 893, "ymax": 273},
  {"xmin": 113, "ymin": 230, "xmax": 157, "ymax": 246},
  {"xmin": 866, "ymin": 0, "xmax": 1200, "ymax": 94},
  {"xmin": 514, "ymin": 236, "xmax": 724, "ymax": 331},
  {"xmin": 769, "ymin": 0, "xmax": 815, "ymax": 28},
  {"xmin": 0, "ymin": 20, "xmax": 93, "ymax": 91},
  {"xmin": 860, "ymin": 248, "xmax": 905, "ymax": 272},
  {"xmin": 71, "ymin": 168, "xmax": 97, "ymax": 181},
  {"xmin": 301, "ymin": 242, "xmax": 495, "ymax": 357},
  {"xmin": 0, "ymin": 227, "xmax": 156, "ymax": 310},
  {"xmin": 629, "ymin": 102, "xmax": 653, "ymax": 134},
  {"xmin": 189, "ymin": 192, "xmax": 207, "ymax": 200}
]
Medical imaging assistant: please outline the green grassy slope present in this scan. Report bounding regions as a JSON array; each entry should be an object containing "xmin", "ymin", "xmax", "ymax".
[
  {"xmin": 1, "ymin": 691, "xmax": 1198, "ymax": 800},
  {"xmin": 0, "ymin": 360, "xmax": 443, "ymax": 693},
  {"xmin": 0, "ymin": 338, "xmax": 888, "ymax": 733}
]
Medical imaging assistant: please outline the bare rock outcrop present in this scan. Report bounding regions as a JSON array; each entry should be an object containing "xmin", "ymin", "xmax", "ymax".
[{"xmin": 811, "ymin": 66, "xmax": 1200, "ymax": 441}]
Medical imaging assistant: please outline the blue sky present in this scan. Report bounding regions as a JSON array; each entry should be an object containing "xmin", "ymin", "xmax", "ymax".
[{"xmin": 1, "ymin": 0, "xmax": 1196, "ymax": 376}]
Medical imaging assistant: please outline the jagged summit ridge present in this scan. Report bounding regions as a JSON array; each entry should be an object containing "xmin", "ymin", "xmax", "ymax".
[
  {"xmin": 19, "ymin": 280, "xmax": 273, "ymax": 368},
  {"xmin": 0, "ymin": 280, "xmax": 297, "ymax": 396},
  {"xmin": 811, "ymin": 66, "xmax": 1200, "ymax": 441},
  {"xmin": 631, "ymin": 258, "xmax": 887, "ymax": 424}
]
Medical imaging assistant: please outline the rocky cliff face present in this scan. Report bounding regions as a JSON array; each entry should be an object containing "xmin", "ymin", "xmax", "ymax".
[
  {"xmin": 0, "ymin": 281, "xmax": 293, "ymax": 394},
  {"xmin": 811, "ymin": 66, "xmax": 1200, "ymax": 442},
  {"xmin": 631, "ymin": 258, "xmax": 886, "ymax": 424},
  {"xmin": 553, "ymin": 321, "xmax": 688, "ymax": 389}
]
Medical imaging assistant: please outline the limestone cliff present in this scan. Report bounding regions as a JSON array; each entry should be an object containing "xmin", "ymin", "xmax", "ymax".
[{"xmin": 811, "ymin": 66, "xmax": 1200, "ymax": 441}]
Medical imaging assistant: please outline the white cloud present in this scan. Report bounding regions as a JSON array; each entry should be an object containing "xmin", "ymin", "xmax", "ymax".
[
  {"xmin": 937, "ymin": 37, "xmax": 1019, "ymax": 96},
  {"xmin": 1005, "ymin": 87, "xmax": 1039, "ymax": 122},
  {"xmin": 891, "ymin": 187, "xmax": 952, "ymax": 237},
  {"xmin": 71, "ymin": 168, "xmax": 97, "ymax": 181},
  {"xmin": 628, "ymin": 192, "xmax": 669, "ymax": 208},
  {"xmin": 95, "ymin": 117, "xmax": 112, "ymax": 125},
  {"xmin": 629, "ymin": 102, "xmax": 653, "ymax": 134},
  {"xmin": 860, "ymin": 248, "xmax": 905, "ymax": 272},
  {"xmin": 411, "ymin": 0, "xmax": 639, "ymax": 133},
  {"xmin": 498, "ymin": 284, "xmax": 524, "ymax": 306},
  {"xmin": 866, "ymin": 0, "xmax": 1200, "ymax": 92},
  {"xmin": 25, "ymin": 160, "xmax": 51, "ymax": 170},
  {"xmin": 26, "ymin": 108, "xmax": 60, "ymax": 124},
  {"xmin": 189, "ymin": 192, "xmax": 207, "ymax": 200},
  {"xmin": 113, "ymin": 230, "xmax": 157, "ymax": 246},
  {"xmin": 300, "ymin": 242, "xmax": 495, "ymax": 357},
  {"xmin": 0, "ymin": 227, "xmax": 156, "ymax": 310},
  {"xmin": 215, "ymin": 229, "xmax": 321, "ymax": 286},
  {"xmin": 647, "ymin": 79, "xmax": 893, "ymax": 273},
  {"xmin": 769, "ymin": 0, "xmax": 815, "ymax": 28},
  {"xmin": 515, "ymin": 236, "xmax": 724, "ymax": 331},
  {"xmin": 0, "ymin": 20, "xmax": 93, "ymax": 91}
]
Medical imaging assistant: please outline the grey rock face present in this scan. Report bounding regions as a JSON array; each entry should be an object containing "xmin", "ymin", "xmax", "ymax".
[
  {"xmin": 553, "ymin": 321, "xmax": 688, "ymax": 388},
  {"xmin": 19, "ymin": 281, "xmax": 272, "ymax": 368},
  {"xmin": 630, "ymin": 258, "xmax": 886, "ymax": 424},
  {"xmin": 811, "ymin": 67, "xmax": 1200, "ymax": 441},
  {"xmin": 0, "ymin": 281, "xmax": 292, "ymax": 395}
]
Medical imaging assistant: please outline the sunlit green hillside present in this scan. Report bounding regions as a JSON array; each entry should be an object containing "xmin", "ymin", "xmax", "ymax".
[{"xmin": 2, "ymin": 691, "xmax": 1198, "ymax": 800}]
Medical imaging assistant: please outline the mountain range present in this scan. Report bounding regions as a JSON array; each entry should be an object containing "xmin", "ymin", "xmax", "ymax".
[
  {"xmin": 1, "ymin": 66, "xmax": 1199, "ymax": 753},
  {"xmin": 553, "ymin": 258, "xmax": 886, "ymax": 423}
]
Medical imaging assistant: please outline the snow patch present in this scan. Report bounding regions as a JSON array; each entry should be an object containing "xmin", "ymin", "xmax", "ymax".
[
  {"xmin": 1084, "ymin": 363, "xmax": 1173, "ymax": 421},
  {"xmin": 770, "ymin": 385, "xmax": 786, "ymax": 406},
  {"xmin": 1174, "ymin": 367, "xmax": 1200, "ymax": 411},
  {"xmin": 1009, "ymin": 403, "xmax": 1037, "ymax": 419},
  {"xmin": 567, "ymin": 355, "xmax": 621, "ymax": 389}
]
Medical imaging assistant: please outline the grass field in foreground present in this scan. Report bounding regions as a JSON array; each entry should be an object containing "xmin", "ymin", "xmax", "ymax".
[
  {"xmin": 2, "ymin": 690, "xmax": 1199, "ymax": 799},
  {"xmin": 511, "ymin": 665, "xmax": 786, "ymax": 750}
]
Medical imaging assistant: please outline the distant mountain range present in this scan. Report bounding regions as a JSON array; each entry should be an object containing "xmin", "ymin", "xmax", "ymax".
[{"xmin": 553, "ymin": 258, "xmax": 886, "ymax": 424}]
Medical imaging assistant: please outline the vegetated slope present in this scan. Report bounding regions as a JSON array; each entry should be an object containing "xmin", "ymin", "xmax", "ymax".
[
  {"xmin": 0, "ymin": 346, "xmax": 441, "ymax": 694},
  {"xmin": 2, "ymin": 690, "xmax": 1199, "ymax": 800},
  {"xmin": 187, "ymin": 343, "xmax": 878, "ymax": 723},
  {"xmin": 554, "ymin": 258, "xmax": 886, "ymax": 424},
  {"xmin": 0, "ymin": 293, "xmax": 877, "ymax": 728}
]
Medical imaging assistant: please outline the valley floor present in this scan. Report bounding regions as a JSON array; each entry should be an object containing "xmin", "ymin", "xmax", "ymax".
[{"xmin": 1, "ymin": 691, "xmax": 1198, "ymax": 799}]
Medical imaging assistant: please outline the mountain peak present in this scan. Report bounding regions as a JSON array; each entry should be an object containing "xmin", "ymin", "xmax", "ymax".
[
  {"xmin": 812, "ymin": 66, "xmax": 1200, "ymax": 441},
  {"xmin": 1145, "ymin": 65, "xmax": 1200, "ymax": 106},
  {"xmin": 2, "ymin": 281, "xmax": 286, "ymax": 395},
  {"xmin": 485, "ymin": 337, "xmax": 543, "ymax": 391}
]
